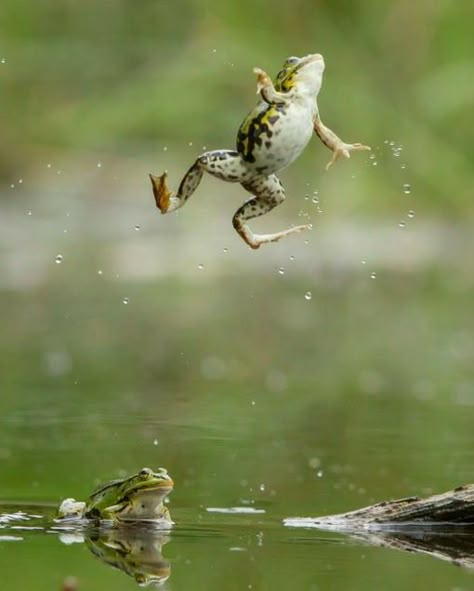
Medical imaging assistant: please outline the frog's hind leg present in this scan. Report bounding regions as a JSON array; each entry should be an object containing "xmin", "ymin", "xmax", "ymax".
[
  {"xmin": 149, "ymin": 150, "xmax": 246, "ymax": 214},
  {"xmin": 234, "ymin": 175, "xmax": 311, "ymax": 249}
]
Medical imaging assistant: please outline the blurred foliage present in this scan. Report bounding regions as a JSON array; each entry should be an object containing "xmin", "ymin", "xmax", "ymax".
[{"xmin": 1, "ymin": 0, "xmax": 474, "ymax": 213}]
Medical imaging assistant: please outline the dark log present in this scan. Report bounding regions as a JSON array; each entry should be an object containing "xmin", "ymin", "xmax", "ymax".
[{"xmin": 284, "ymin": 484, "xmax": 474, "ymax": 569}]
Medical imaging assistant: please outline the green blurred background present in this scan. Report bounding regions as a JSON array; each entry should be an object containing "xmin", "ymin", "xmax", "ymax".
[{"xmin": 1, "ymin": 1, "xmax": 474, "ymax": 589}]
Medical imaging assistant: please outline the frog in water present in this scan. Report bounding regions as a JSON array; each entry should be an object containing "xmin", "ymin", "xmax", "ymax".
[
  {"xmin": 57, "ymin": 467, "xmax": 174, "ymax": 524},
  {"xmin": 150, "ymin": 53, "xmax": 370, "ymax": 249}
]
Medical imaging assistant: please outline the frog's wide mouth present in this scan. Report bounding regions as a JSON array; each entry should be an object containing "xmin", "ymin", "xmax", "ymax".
[{"xmin": 301, "ymin": 53, "xmax": 324, "ymax": 66}]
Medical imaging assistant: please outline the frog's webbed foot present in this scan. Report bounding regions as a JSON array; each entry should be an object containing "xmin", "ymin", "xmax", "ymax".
[
  {"xmin": 234, "ymin": 175, "xmax": 311, "ymax": 249},
  {"xmin": 253, "ymin": 67, "xmax": 288, "ymax": 105},
  {"xmin": 149, "ymin": 172, "xmax": 181, "ymax": 213},
  {"xmin": 235, "ymin": 222, "xmax": 312, "ymax": 250},
  {"xmin": 313, "ymin": 115, "xmax": 371, "ymax": 170},
  {"xmin": 324, "ymin": 141, "xmax": 371, "ymax": 170}
]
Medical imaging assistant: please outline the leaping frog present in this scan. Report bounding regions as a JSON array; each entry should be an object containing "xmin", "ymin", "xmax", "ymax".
[{"xmin": 150, "ymin": 53, "xmax": 370, "ymax": 249}]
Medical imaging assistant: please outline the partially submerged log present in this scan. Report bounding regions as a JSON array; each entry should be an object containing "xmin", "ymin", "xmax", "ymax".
[
  {"xmin": 285, "ymin": 484, "xmax": 474, "ymax": 531},
  {"xmin": 284, "ymin": 484, "xmax": 474, "ymax": 569}
]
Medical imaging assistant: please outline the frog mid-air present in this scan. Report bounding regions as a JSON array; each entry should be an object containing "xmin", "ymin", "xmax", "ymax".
[{"xmin": 150, "ymin": 53, "xmax": 370, "ymax": 249}]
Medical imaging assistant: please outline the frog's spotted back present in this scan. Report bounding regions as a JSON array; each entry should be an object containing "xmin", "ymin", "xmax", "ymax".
[{"xmin": 274, "ymin": 56, "xmax": 301, "ymax": 92}]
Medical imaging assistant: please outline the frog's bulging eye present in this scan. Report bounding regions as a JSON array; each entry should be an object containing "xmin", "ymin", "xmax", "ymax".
[
  {"xmin": 139, "ymin": 467, "xmax": 152, "ymax": 478},
  {"xmin": 285, "ymin": 56, "xmax": 299, "ymax": 66}
]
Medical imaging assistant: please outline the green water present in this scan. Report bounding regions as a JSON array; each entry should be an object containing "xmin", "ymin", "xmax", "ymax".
[{"xmin": 1, "ymin": 272, "xmax": 474, "ymax": 590}]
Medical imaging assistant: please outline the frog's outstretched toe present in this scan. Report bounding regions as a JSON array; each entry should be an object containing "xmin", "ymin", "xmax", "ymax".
[{"xmin": 149, "ymin": 172, "xmax": 174, "ymax": 213}]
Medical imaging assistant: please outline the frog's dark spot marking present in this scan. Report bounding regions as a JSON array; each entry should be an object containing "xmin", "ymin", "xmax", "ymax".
[
  {"xmin": 210, "ymin": 163, "xmax": 216, "ymax": 168},
  {"xmin": 267, "ymin": 130, "xmax": 273, "ymax": 138},
  {"xmin": 265, "ymin": 141, "xmax": 272, "ymax": 149},
  {"xmin": 228, "ymin": 174, "xmax": 239, "ymax": 181}
]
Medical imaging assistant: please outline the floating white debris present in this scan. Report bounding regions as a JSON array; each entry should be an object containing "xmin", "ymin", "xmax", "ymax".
[{"xmin": 206, "ymin": 507, "xmax": 266, "ymax": 514}]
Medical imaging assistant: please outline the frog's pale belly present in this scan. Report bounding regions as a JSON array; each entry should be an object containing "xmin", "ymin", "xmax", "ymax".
[{"xmin": 237, "ymin": 101, "xmax": 315, "ymax": 176}]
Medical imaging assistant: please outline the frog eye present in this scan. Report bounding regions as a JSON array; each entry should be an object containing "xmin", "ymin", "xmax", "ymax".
[
  {"xmin": 139, "ymin": 468, "xmax": 152, "ymax": 478},
  {"xmin": 285, "ymin": 56, "xmax": 299, "ymax": 66}
]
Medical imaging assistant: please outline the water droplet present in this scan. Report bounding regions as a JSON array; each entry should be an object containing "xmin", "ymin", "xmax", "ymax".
[
  {"xmin": 47, "ymin": 163, "xmax": 52, "ymax": 168},
  {"xmin": 372, "ymin": 160, "xmax": 378, "ymax": 166},
  {"xmin": 278, "ymin": 267, "xmax": 285, "ymax": 275},
  {"xmin": 403, "ymin": 183, "xmax": 411, "ymax": 194},
  {"xmin": 289, "ymin": 255, "xmax": 295, "ymax": 261},
  {"xmin": 56, "ymin": 170, "xmax": 62, "ymax": 175},
  {"xmin": 163, "ymin": 146, "xmax": 168, "ymax": 152},
  {"xmin": 96, "ymin": 161, "xmax": 102, "ymax": 168},
  {"xmin": 97, "ymin": 269, "xmax": 103, "ymax": 275},
  {"xmin": 1, "ymin": 58, "xmax": 6, "ymax": 64},
  {"xmin": 369, "ymin": 153, "xmax": 376, "ymax": 160},
  {"xmin": 304, "ymin": 291, "xmax": 312, "ymax": 301},
  {"xmin": 317, "ymin": 470, "xmax": 324, "ymax": 478},
  {"xmin": 304, "ymin": 239, "xmax": 309, "ymax": 245},
  {"xmin": 370, "ymin": 272, "xmax": 377, "ymax": 279},
  {"xmin": 308, "ymin": 457, "xmax": 321, "ymax": 469},
  {"xmin": 212, "ymin": 48, "xmax": 217, "ymax": 53},
  {"xmin": 188, "ymin": 141, "xmax": 193, "ymax": 147},
  {"xmin": 27, "ymin": 210, "xmax": 32, "ymax": 216},
  {"xmin": 223, "ymin": 247, "xmax": 228, "ymax": 253},
  {"xmin": 18, "ymin": 179, "xmax": 23, "ymax": 184},
  {"xmin": 10, "ymin": 184, "xmax": 15, "ymax": 189},
  {"xmin": 197, "ymin": 263, "xmax": 204, "ymax": 271},
  {"xmin": 251, "ymin": 400, "xmax": 256, "ymax": 406},
  {"xmin": 408, "ymin": 209, "xmax": 415, "ymax": 218},
  {"xmin": 134, "ymin": 225, "xmax": 140, "ymax": 231},
  {"xmin": 153, "ymin": 439, "xmax": 159, "ymax": 446},
  {"xmin": 122, "ymin": 297, "xmax": 129, "ymax": 304},
  {"xmin": 400, "ymin": 163, "xmax": 407, "ymax": 170},
  {"xmin": 398, "ymin": 221, "xmax": 406, "ymax": 228},
  {"xmin": 312, "ymin": 195, "xmax": 319, "ymax": 204},
  {"xmin": 55, "ymin": 254, "xmax": 63, "ymax": 264},
  {"xmin": 259, "ymin": 483, "xmax": 265, "ymax": 492},
  {"xmin": 361, "ymin": 260, "xmax": 367, "ymax": 265}
]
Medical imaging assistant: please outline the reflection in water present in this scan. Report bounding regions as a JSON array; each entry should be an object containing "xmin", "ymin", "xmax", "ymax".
[
  {"xmin": 285, "ymin": 516, "xmax": 474, "ymax": 570},
  {"xmin": 85, "ymin": 526, "xmax": 171, "ymax": 587},
  {"xmin": 0, "ymin": 508, "xmax": 171, "ymax": 587}
]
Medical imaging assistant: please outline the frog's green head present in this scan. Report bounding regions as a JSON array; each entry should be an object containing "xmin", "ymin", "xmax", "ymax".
[
  {"xmin": 275, "ymin": 53, "xmax": 325, "ymax": 96},
  {"xmin": 86, "ymin": 467, "xmax": 174, "ymax": 522}
]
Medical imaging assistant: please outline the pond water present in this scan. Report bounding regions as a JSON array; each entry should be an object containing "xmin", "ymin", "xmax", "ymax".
[{"xmin": 1, "ymin": 264, "xmax": 474, "ymax": 589}]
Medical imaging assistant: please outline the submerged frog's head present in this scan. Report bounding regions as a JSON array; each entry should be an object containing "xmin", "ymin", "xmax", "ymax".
[
  {"xmin": 86, "ymin": 467, "xmax": 174, "ymax": 521},
  {"xmin": 275, "ymin": 53, "xmax": 325, "ymax": 97}
]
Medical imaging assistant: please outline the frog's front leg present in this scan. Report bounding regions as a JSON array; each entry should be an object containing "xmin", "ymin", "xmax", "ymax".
[
  {"xmin": 313, "ymin": 113, "xmax": 371, "ymax": 170},
  {"xmin": 253, "ymin": 67, "xmax": 292, "ymax": 105},
  {"xmin": 149, "ymin": 150, "xmax": 246, "ymax": 214},
  {"xmin": 233, "ymin": 175, "xmax": 311, "ymax": 250}
]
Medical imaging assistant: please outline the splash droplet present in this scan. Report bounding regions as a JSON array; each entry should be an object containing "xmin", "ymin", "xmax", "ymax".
[
  {"xmin": 259, "ymin": 484, "xmax": 265, "ymax": 492},
  {"xmin": 197, "ymin": 263, "xmax": 204, "ymax": 271},
  {"xmin": 134, "ymin": 225, "xmax": 140, "ymax": 231},
  {"xmin": 122, "ymin": 297, "xmax": 129, "ymax": 304},
  {"xmin": 96, "ymin": 161, "xmax": 102, "ymax": 168},
  {"xmin": 153, "ymin": 439, "xmax": 159, "ymax": 446},
  {"xmin": 403, "ymin": 183, "xmax": 411, "ymax": 194},
  {"xmin": 370, "ymin": 272, "xmax": 377, "ymax": 279},
  {"xmin": 1, "ymin": 58, "xmax": 6, "ymax": 64},
  {"xmin": 399, "ymin": 221, "xmax": 406, "ymax": 228},
  {"xmin": 304, "ymin": 291, "xmax": 312, "ymax": 301},
  {"xmin": 278, "ymin": 267, "xmax": 285, "ymax": 275},
  {"xmin": 408, "ymin": 209, "xmax": 415, "ymax": 218},
  {"xmin": 317, "ymin": 470, "xmax": 324, "ymax": 478},
  {"xmin": 97, "ymin": 269, "xmax": 103, "ymax": 275},
  {"xmin": 223, "ymin": 247, "xmax": 228, "ymax": 253},
  {"xmin": 55, "ymin": 254, "xmax": 63, "ymax": 264}
]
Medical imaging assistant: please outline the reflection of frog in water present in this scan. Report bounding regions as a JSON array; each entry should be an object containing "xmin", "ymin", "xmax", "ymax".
[
  {"xmin": 150, "ymin": 53, "xmax": 370, "ymax": 249},
  {"xmin": 57, "ymin": 467, "xmax": 173, "ymax": 524},
  {"xmin": 86, "ymin": 528, "xmax": 171, "ymax": 587}
]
